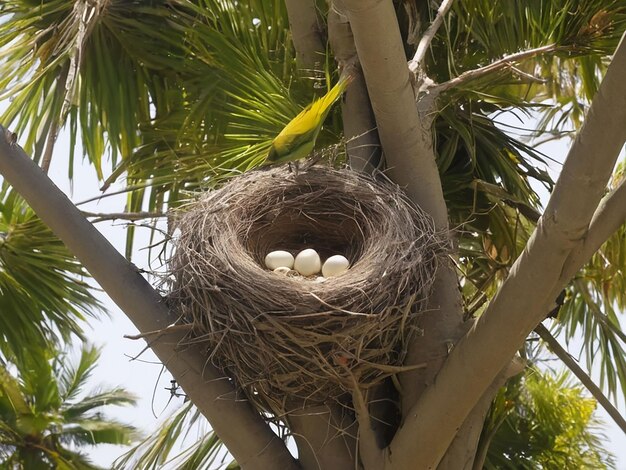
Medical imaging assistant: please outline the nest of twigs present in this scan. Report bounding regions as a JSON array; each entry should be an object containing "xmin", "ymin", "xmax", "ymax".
[{"xmin": 168, "ymin": 165, "xmax": 446, "ymax": 417}]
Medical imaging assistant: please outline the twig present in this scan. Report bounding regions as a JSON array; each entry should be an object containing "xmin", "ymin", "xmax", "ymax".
[
  {"xmin": 124, "ymin": 323, "xmax": 193, "ymax": 341},
  {"xmin": 41, "ymin": 66, "xmax": 69, "ymax": 173},
  {"xmin": 409, "ymin": 0, "xmax": 456, "ymax": 75},
  {"xmin": 534, "ymin": 323, "xmax": 626, "ymax": 434},
  {"xmin": 81, "ymin": 210, "xmax": 167, "ymax": 222},
  {"xmin": 433, "ymin": 43, "xmax": 558, "ymax": 94}
]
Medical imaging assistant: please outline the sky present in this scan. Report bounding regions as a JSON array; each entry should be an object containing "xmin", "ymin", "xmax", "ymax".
[
  {"xmin": 1, "ymin": 108, "xmax": 624, "ymax": 467},
  {"xmin": 45, "ymin": 132, "xmax": 190, "ymax": 466}
]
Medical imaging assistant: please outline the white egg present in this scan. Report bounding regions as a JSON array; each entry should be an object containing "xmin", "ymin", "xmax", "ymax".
[
  {"xmin": 322, "ymin": 255, "xmax": 350, "ymax": 277},
  {"xmin": 265, "ymin": 250, "xmax": 294, "ymax": 270},
  {"xmin": 294, "ymin": 249, "xmax": 322, "ymax": 276}
]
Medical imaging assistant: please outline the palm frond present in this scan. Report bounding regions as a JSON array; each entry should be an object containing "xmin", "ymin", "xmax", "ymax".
[
  {"xmin": 115, "ymin": 401, "xmax": 235, "ymax": 470},
  {"xmin": 0, "ymin": 189, "xmax": 100, "ymax": 358},
  {"xmin": 483, "ymin": 368, "xmax": 614, "ymax": 469},
  {"xmin": 0, "ymin": 346, "xmax": 139, "ymax": 465}
]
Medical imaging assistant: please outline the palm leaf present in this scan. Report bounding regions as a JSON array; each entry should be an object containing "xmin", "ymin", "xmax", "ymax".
[
  {"xmin": 483, "ymin": 368, "xmax": 614, "ymax": 469},
  {"xmin": 115, "ymin": 401, "xmax": 235, "ymax": 470},
  {"xmin": 0, "ymin": 346, "xmax": 139, "ymax": 467},
  {"xmin": 0, "ymin": 189, "xmax": 100, "ymax": 357}
]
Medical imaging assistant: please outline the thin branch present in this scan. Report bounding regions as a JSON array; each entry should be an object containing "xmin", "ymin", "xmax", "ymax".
[
  {"xmin": 0, "ymin": 126, "xmax": 298, "ymax": 470},
  {"xmin": 81, "ymin": 211, "xmax": 167, "ymax": 222},
  {"xmin": 432, "ymin": 43, "xmax": 558, "ymax": 94},
  {"xmin": 535, "ymin": 323, "xmax": 626, "ymax": 434},
  {"xmin": 336, "ymin": 4, "xmax": 465, "ymax": 451},
  {"xmin": 41, "ymin": 66, "xmax": 69, "ymax": 173},
  {"xmin": 408, "ymin": 0, "xmax": 456, "ymax": 75},
  {"xmin": 387, "ymin": 32, "xmax": 626, "ymax": 469}
]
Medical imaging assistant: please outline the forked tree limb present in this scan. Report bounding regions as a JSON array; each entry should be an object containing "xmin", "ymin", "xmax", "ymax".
[
  {"xmin": 533, "ymin": 176, "xmax": 626, "ymax": 325},
  {"xmin": 534, "ymin": 323, "xmax": 626, "ymax": 434},
  {"xmin": 439, "ymin": 357, "xmax": 525, "ymax": 470},
  {"xmin": 386, "ymin": 32, "xmax": 626, "ymax": 470},
  {"xmin": 560, "ymin": 175, "xmax": 626, "ymax": 284},
  {"xmin": 0, "ymin": 127, "xmax": 298, "ymax": 470},
  {"xmin": 444, "ymin": 177, "xmax": 626, "ymax": 469}
]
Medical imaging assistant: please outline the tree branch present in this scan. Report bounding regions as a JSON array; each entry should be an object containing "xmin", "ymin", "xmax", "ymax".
[
  {"xmin": 540, "ymin": 164, "xmax": 626, "ymax": 312},
  {"xmin": 400, "ymin": 264, "xmax": 466, "ymax": 417},
  {"xmin": 284, "ymin": 0, "xmax": 326, "ymax": 72},
  {"xmin": 81, "ymin": 211, "xmax": 167, "ymax": 222},
  {"xmin": 408, "ymin": 0, "xmax": 455, "ymax": 76},
  {"xmin": 335, "ymin": 0, "xmax": 448, "ymax": 229},
  {"xmin": 534, "ymin": 323, "xmax": 626, "ymax": 434},
  {"xmin": 335, "ymin": 0, "xmax": 465, "ymax": 435},
  {"xmin": 439, "ymin": 357, "xmax": 525, "ymax": 470},
  {"xmin": 288, "ymin": 404, "xmax": 357, "ymax": 470},
  {"xmin": 0, "ymin": 126, "xmax": 298, "ymax": 470},
  {"xmin": 328, "ymin": 9, "xmax": 381, "ymax": 173},
  {"xmin": 432, "ymin": 43, "xmax": 558, "ymax": 95},
  {"xmin": 386, "ymin": 32, "xmax": 626, "ymax": 469},
  {"xmin": 560, "ymin": 175, "xmax": 626, "ymax": 284}
]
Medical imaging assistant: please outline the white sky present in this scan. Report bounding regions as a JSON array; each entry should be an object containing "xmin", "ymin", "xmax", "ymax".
[{"xmin": 2, "ymin": 113, "xmax": 624, "ymax": 467}]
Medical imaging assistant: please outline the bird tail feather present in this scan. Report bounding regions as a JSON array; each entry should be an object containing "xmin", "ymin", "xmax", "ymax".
[{"xmin": 316, "ymin": 73, "xmax": 353, "ymax": 116}]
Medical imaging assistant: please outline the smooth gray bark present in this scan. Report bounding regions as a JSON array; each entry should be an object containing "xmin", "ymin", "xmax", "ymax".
[
  {"xmin": 336, "ymin": 0, "xmax": 448, "ymax": 229},
  {"xmin": 284, "ymin": 0, "xmax": 325, "ymax": 72},
  {"xmin": 387, "ymin": 32, "xmax": 626, "ymax": 469},
  {"xmin": 0, "ymin": 127, "xmax": 298, "ymax": 470},
  {"xmin": 327, "ymin": 9, "xmax": 381, "ymax": 173}
]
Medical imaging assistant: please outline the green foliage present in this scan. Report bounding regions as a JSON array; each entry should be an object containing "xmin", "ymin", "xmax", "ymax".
[
  {"xmin": 553, "ymin": 166, "xmax": 626, "ymax": 399},
  {"xmin": 0, "ymin": 346, "xmax": 140, "ymax": 469},
  {"xmin": 114, "ymin": 401, "xmax": 235, "ymax": 470},
  {"xmin": 483, "ymin": 369, "xmax": 614, "ymax": 469},
  {"xmin": 415, "ymin": 0, "xmax": 626, "ymax": 403},
  {"xmin": 0, "ymin": 188, "xmax": 99, "ymax": 358},
  {"xmin": 1, "ymin": 0, "xmax": 626, "ymax": 464},
  {"xmin": 424, "ymin": 0, "xmax": 626, "ymax": 307}
]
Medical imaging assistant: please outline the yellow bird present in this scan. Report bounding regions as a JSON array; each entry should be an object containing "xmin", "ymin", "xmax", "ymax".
[{"xmin": 265, "ymin": 74, "xmax": 352, "ymax": 168}]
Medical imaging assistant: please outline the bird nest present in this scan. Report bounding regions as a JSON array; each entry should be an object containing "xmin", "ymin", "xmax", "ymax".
[{"xmin": 168, "ymin": 166, "xmax": 446, "ymax": 417}]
